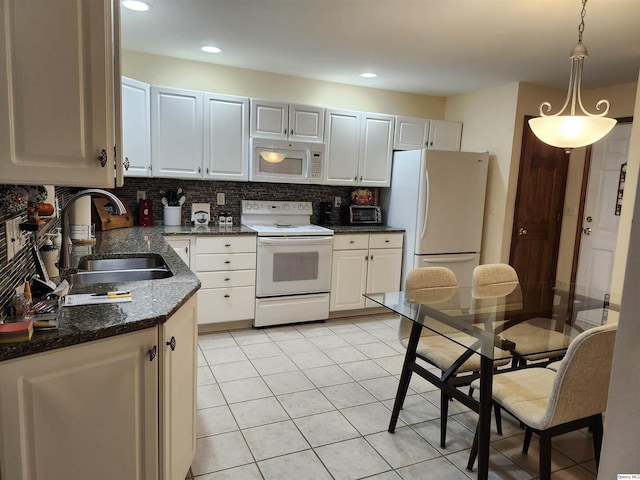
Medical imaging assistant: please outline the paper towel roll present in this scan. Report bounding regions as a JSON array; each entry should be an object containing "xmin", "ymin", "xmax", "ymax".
[{"xmin": 70, "ymin": 195, "xmax": 91, "ymax": 240}]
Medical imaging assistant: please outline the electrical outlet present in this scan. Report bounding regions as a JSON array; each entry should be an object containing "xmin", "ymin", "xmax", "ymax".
[
  {"xmin": 334, "ymin": 196, "xmax": 341, "ymax": 208},
  {"xmin": 6, "ymin": 217, "xmax": 27, "ymax": 261},
  {"xmin": 217, "ymin": 192, "xmax": 226, "ymax": 206},
  {"xmin": 136, "ymin": 190, "xmax": 146, "ymax": 202}
]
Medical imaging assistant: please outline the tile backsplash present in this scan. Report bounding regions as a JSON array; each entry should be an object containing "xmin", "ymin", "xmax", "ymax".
[
  {"xmin": 115, "ymin": 178, "xmax": 359, "ymax": 226},
  {"xmin": 0, "ymin": 186, "xmax": 71, "ymax": 320}
]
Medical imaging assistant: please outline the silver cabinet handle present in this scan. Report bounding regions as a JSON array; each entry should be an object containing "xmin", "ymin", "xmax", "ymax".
[
  {"xmin": 148, "ymin": 345, "xmax": 157, "ymax": 361},
  {"xmin": 224, "ymin": 294, "xmax": 230, "ymax": 298},
  {"xmin": 166, "ymin": 336, "xmax": 176, "ymax": 351},
  {"xmin": 123, "ymin": 157, "xmax": 130, "ymax": 170}
]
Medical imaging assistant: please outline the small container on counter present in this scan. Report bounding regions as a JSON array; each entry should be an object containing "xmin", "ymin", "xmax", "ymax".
[
  {"xmin": 218, "ymin": 212, "xmax": 227, "ymax": 226},
  {"xmin": 225, "ymin": 212, "xmax": 233, "ymax": 225}
]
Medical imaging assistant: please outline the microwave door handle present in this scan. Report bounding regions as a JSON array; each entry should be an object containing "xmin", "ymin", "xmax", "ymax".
[{"xmin": 258, "ymin": 236, "xmax": 334, "ymax": 246}]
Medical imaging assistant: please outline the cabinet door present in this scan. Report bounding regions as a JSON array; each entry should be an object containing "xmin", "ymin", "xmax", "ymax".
[
  {"xmin": 203, "ymin": 93, "xmax": 249, "ymax": 181},
  {"xmin": 160, "ymin": 296, "xmax": 198, "ymax": 480},
  {"xmin": 122, "ymin": 77, "xmax": 151, "ymax": 177},
  {"xmin": 0, "ymin": 0, "xmax": 118, "ymax": 187},
  {"xmin": 289, "ymin": 104, "xmax": 324, "ymax": 142},
  {"xmin": 324, "ymin": 109, "xmax": 360, "ymax": 185},
  {"xmin": 365, "ymin": 248, "xmax": 403, "ymax": 307},
  {"xmin": 0, "ymin": 329, "xmax": 159, "ymax": 480},
  {"xmin": 358, "ymin": 113, "xmax": 394, "ymax": 187},
  {"xmin": 330, "ymin": 249, "xmax": 368, "ymax": 311},
  {"xmin": 151, "ymin": 86, "xmax": 203, "ymax": 179},
  {"xmin": 165, "ymin": 236, "xmax": 192, "ymax": 269},
  {"xmin": 428, "ymin": 120, "xmax": 462, "ymax": 151},
  {"xmin": 394, "ymin": 116, "xmax": 429, "ymax": 150},
  {"xmin": 250, "ymin": 99, "xmax": 288, "ymax": 139}
]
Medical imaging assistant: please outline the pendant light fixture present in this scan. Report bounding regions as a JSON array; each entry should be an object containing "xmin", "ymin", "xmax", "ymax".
[{"xmin": 528, "ymin": 0, "xmax": 616, "ymax": 150}]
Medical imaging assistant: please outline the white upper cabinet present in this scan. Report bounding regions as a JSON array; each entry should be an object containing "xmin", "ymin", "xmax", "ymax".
[
  {"xmin": 148, "ymin": 87, "xmax": 249, "ymax": 181},
  {"xmin": 324, "ymin": 109, "xmax": 394, "ymax": 187},
  {"xmin": 428, "ymin": 119, "xmax": 462, "ymax": 151},
  {"xmin": 250, "ymin": 99, "xmax": 324, "ymax": 142},
  {"xmin": 151, "ymin": 86, "xmax": 204, "ymax": 179},
  {"xmin": 203, "ymin": 93, "xmax": 249, "ymax": 181},
  {"xmin": 324, "ymin": 109, "xmax": 361, "ymax": 185},
  {"xmin": 394, "ymin": 116, "xmax": 430, "ymax": 150},
  {"xmin": 358, "ymin": 113, "xmax": 394, "ymax": 186},
  {"xmin": 122, "ymin": 77, "xmax": 151, "ymax": 177},
  {"xmin": 0, "ymin": 0, "xmax": 121, "ymax": 187}
]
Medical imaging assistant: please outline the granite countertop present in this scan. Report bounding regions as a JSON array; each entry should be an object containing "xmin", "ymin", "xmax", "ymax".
[{"xmin": 0, "ymin": 226, "xmax": 204, "ymax": 362}]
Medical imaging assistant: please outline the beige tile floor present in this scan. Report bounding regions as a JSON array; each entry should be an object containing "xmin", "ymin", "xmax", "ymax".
[{"xmin": 186, "ymin": 313, "xmax": 598, "ymax": 480}]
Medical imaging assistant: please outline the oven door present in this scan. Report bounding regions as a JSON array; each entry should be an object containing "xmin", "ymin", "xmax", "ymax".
[{"xmin": 256, "ymin": 236, "xmax": 333, "ymax": 297}]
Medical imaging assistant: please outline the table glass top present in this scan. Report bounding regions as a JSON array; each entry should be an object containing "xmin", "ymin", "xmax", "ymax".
[{"xmin": 365, "ymin": 283, "xmax": 616, "ymax": 361}]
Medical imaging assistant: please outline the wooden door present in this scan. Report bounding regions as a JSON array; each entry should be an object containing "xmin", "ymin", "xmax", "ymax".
[{"xmin": 510, "ymin": 117, "xmax": 569, "ymax": 314}]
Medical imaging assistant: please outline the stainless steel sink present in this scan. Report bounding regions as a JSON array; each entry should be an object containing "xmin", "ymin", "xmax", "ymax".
[
  {"xmin": 66, "ymin": 268, "xmax": 173, "ymax": 285},
  {"xmin": 67, "ymin": 254, "xmax": 173, "ymax": 285},
  {"xmin": 77, "ymin": 254, "xmax": 167, "ymax": 271}
]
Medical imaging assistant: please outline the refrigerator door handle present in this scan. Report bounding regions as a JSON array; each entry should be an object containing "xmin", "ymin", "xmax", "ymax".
[
  {"xmin": 421, "ymin": 254, "xmax": 478, "ymax": 263},
  {"xmin": 419, "ymin": 168, "xmax": 430, "ymax": 240}
]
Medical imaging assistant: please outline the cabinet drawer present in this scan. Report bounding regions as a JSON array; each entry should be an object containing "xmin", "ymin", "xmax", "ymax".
[
  {"xmin": 195, "ymin": 236, "xmax": 256, "ymax": 254},
  {"xmin": 197, "ymin": 286, "xmax": 255, "ymax": 324},
  {"xmin": 197, "ymin": 270, "xmax": 255, "ymax": 288},
  {"xmin": 369, "ymin": 233, "xmax": 403, "ymax": 249},
  {"xmin": 195, "ymin": 253, "xmax": 256, "ymax": 272},
  {"xmin": 333, "ymin": 234, "xmax": 369, "ymax": 250}
]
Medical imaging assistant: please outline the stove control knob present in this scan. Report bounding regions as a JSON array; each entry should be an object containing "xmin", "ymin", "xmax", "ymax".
[
  {"xmin": 283, "ymin": 204, "xmax": 289, "ymax": 210},
  {"xmin": 305, "ymin": 204, "xmax": 311, "ymax": 210},
  {"xmin": 252, "ymin": 202, "xmax": 259, "ymax": 210}
]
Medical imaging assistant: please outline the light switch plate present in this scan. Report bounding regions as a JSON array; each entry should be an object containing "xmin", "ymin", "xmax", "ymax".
[
  {"xmin": 334, "ymin": 197, "xmax": 341, "ymax": 207},
  {"xmin": 216, "ymin": 192, "xmax": 226, "ymax": 206},
  {"xmin": 6, "ymin": 217, "xmax": 27, "ymax": 261}
]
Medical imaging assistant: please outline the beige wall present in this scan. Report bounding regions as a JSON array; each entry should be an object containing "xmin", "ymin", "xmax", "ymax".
[{"xmin": 122, "ymin": 50, "xmax": 446, "ymax": 118}]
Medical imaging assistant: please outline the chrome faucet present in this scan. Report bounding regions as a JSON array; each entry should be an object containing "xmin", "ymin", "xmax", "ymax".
[{"xmin": 58, "ymin": 189, "xmax": 126, "ymax": 271}]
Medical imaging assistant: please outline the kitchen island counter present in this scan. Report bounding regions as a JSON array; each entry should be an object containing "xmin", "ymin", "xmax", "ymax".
[{"xmin": 0, "ymin": 226, "xmax": 204, "ymax": 362}]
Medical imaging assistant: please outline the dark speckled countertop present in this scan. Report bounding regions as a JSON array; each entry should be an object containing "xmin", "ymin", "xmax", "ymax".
[
  {"xmin": 0, "ymin": 226, "xmax": 207, "ymax": 362},
  {"xmin": 0, "ymin": 223, "xmax": 402, "ymax": 362}
]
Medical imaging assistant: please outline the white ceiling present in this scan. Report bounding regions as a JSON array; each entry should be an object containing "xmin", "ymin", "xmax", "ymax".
[{"xmin": 120, "ymin": 0, "xmax": 640, "ymax": 97}]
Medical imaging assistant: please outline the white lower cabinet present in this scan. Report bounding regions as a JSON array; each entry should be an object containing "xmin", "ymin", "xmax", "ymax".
[
  {"xmin": 195, "ymin": 235, "xmax": 256, "ymax": 324},
  {"xmin": 0, "ymin": 296, "xmax": 197, "ymax": 480},
  {"xmin": 330, "ymin": 233, "xmax": 403, "ymax": 312},
  {"xmin": 165, "ymin": 235, "xmax": 193, "ymax": 268}
]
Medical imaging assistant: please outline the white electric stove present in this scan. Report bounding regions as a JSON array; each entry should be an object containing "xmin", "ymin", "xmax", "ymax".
[{"xmin": 241, "ymin": 200, "xmax": 334, "ymax": 327}]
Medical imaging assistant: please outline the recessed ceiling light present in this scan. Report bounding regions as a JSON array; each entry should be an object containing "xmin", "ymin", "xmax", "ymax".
[
  {"xmin": 122, "ymin": 0, "xmax": 150, "ymax": 11},
  {"xmin": 360, "ymin": 72, "xmax": 378, "ymax": 78},
  {"xmin": 201, "ymin": 46, "xmax": 222, "ymax": 54}
]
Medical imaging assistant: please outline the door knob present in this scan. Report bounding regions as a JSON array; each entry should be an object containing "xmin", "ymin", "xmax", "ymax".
[
  {"xmin": 518, "ymin": 227, "xmax": 528, "ymax": 236},
  {"xmin": 583, "ymin": 227, "xmax": 592, "ymax": 235}
]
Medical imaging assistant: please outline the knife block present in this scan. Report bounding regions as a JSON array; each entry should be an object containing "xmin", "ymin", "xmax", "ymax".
[{"xmin": 91, "ymin": 197, "xmax": 134, "ymax": 231}]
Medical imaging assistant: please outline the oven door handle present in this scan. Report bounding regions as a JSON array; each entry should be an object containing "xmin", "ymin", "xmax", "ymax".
[{"xmin": 258, "ymin": 236, "xmax": 334, "ymax": 246}]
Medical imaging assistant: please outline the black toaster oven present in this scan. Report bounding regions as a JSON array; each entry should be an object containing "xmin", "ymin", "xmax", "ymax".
[{"xmin": 340, "ymin": 205, "xmax": 382, "ymax": 224}]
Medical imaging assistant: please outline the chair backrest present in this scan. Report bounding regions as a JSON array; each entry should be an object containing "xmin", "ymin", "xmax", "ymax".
[
  {"xmin": 471, "ymin": 264, "xmax": 522, "ymax": 314},
  {"xmin": 541, "ymin": 323, "xmax": 617, "ymax": 429},
  {"xmin": 472, "ymin": 263, "xmax": 519, "ymax": 290},
  {"xmin": 400, "ymin": 267, "xmax": 458, "ymax": 340}
]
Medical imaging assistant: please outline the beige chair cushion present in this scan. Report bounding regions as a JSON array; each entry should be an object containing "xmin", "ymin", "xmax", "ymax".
[
  {"xmin": 546, "ymin": 361, "xmax": 562, "ymax": 371},
  {"xmin": 471, "ymin": 368, "xmax": 556, "ymax": 429},
  {"xmin": 472, "ymin": 264, "xmax": 518, "ymax": 290},
  {"xmin": 406, "ymin": 266, "xmax": 457, "ymax": 290},
  {"xmin": 502, "ymin": 318, "xmax": 572, "ymax": 360}
]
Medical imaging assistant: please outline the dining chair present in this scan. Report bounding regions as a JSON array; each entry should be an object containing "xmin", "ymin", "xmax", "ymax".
[
  {"xmin": 399, "ymin": 266, "xmax": 507, "ymax": 448},
  {"xmin": 472, "ymin": 264, "xmax": 570, "ymax": 368},
  {"xmin": 467, "ymin": 322, "xmax": 617, "ymax": 480}
]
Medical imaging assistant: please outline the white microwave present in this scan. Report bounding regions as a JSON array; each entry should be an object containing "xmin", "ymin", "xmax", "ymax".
[{"xmin": 249, "ymin": 138, "xmax": 324, "ymax": 184}]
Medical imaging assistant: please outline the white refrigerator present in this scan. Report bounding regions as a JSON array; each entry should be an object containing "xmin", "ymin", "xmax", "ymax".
[{"xmin": 381, "ymin": 149, "xmax": 489, "ymax": 296}]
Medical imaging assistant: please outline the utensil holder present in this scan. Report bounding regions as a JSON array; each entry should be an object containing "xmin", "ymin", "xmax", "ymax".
[{"xmin": 163, "ymin": 206, "xmax": 182, "ymax": 226}]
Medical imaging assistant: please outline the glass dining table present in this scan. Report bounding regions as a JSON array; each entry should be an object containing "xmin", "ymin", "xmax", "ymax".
[{"xmin": 365, "ymin": 282, "xmax": 616, "ymax": 480}]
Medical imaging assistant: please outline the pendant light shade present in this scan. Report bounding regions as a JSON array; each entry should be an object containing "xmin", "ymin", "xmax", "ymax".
[
  {"xmin": 529, "ymin": 115, "xmax": 616, "ymax": 149},
  {"xmin": 529, "ymin": 0, "xmax": 616, "ymax": 150}
]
